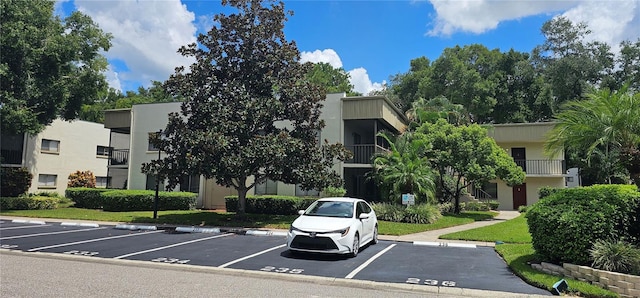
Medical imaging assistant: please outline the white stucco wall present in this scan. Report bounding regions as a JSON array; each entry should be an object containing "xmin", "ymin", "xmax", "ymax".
[{"xmin": 23, "ymin": 119, "xmax": 110, "ymax": 196}]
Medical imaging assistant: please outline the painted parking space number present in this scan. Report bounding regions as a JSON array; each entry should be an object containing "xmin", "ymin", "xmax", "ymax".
[
  {"xmin": 64, "ymin": 250, "xmax": 99, "ymax": 256},
  {"xmin": 151, "ymin": 257, "xmax": 190, "ymax": 264},
  {"xmin": 260, "ymin": 266, "xmax": 303, "ymax": 274},
  {"xmin": 406, "ymin": 278, "xmax": 456, "ymax": 287}
]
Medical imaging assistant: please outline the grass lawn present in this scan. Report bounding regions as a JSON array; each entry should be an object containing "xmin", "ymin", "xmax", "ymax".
[
  {"xmin": 440, "ymin": 213, "xmax": 618, "ymax": 298},
  {"xmin": 439, "ymin": 214, "xmax": 532, "ymax": 243},
  {"xmin": 0, "ymin": 208, "xmax": 496, "ymax": 235}
]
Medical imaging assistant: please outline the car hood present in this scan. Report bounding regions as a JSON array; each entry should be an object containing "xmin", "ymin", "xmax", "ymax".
[{"xmin": 291, "ymin": 215, "xmax": 355, "ymax": 232}]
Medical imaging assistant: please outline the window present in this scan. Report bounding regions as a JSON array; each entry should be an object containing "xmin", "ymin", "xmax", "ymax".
[
  {"xmin": 145, "ymin": 174, "xmax": 165, "ymax": 191},
  {"xmin": 148, "ymin": 132, "xmax": 160, "ymax": 151},
  {"xmin": 96, "ymin": 176, "xmax": 110, "ymax": 188},
  {"xmin": 41, "ymin": 139, "xmax": 60, "ymax": 153},
  {"xmin": 295, "ymin": 184, "xmax": 319, "ymax": 197},
  {"xmin": 180, "ymin": 175, "xmax": 200, "ymax": 193},
  {"xmin": 96, "ymin": 146, "xmax": 111, "ymax": 157},
  {"xmin": 254, "ymin": 179, "xmax": 277, "ymax": 195},
  {"xmin": 38, "ymin": 174, "xmax": 57, "ymax": 188}
]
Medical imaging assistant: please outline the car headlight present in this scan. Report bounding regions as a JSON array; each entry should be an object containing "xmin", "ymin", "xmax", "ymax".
[
  {"xmin": 328, "ymin": 227, "xmax": 350, "ymax": 237},
  {"xmin": 289, "ymin": 225, "xmax": 302, "ymax": 233}
]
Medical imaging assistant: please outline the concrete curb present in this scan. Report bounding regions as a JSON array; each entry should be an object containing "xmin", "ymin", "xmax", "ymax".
[{"xmin": 0, "ymin": 249, "xmax": 550, "ymax": 298}]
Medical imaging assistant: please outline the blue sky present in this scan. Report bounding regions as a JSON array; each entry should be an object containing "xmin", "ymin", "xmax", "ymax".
[{"xmin": 58, "ymin": 0, "xmax": 640, "ymax": 94}]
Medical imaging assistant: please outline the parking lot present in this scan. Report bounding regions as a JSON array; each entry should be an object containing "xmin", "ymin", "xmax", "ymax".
[{"xmin": 0, "ymin": 219, "xmax": 550, "ymax": 296}]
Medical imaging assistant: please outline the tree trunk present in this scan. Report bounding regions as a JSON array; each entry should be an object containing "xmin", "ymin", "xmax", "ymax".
[
  {"xmin": 236, "ymin": 177, "xmax": 248, "ymax": 219},
  {"xmin": 453, "ymin": 189, "xmax": 461, "ymax": 214}
]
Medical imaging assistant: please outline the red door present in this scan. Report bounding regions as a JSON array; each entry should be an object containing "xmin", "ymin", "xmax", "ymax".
[{"xmin": 512, "ymin": 183, "xmax": 527, "ymax": 209}]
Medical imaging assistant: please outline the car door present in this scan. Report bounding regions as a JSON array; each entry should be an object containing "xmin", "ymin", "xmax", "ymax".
[{"xmin": 357, "ymin": 201, "xmax": 374, "ymax": 242}]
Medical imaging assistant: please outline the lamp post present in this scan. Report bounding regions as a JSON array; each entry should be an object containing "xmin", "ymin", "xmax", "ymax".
[{"xmin": 153, "ymin": 129, "xmax": 163, "ymax": 219}]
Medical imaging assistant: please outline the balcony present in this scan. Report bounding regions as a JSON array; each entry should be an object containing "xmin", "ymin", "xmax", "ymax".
[
  {"xmin": 1, "ymin": 149, "xmax": 22, "ymax": 165},
  {"xmin": 345, "ymin": 144, "xmax": 389, "ymax": 164},
  {"xmin": 514, "ymin": 159, "xmax": 565, "ymax": 176},
  {"xmin": 109, "ymin": 149, "xmax": 129, "ymax": 166}
]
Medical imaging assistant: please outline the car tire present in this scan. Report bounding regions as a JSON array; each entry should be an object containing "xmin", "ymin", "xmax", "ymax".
[
  {"xmin": 350, "ymin": 233, "xmax": 359, "ymax": 257},
  {"xmin": 372, "ymin": 225, "xmax": 379, "ymax": 245}
]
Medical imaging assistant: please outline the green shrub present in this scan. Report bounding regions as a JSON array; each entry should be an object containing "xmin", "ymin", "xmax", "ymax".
[
  {"xmin": 590, "ymin": 239, "xmax": 640, "ymax": 275},
  {"xmin": 1, "ymin": 167, "xmax": 32, "ymax": 197},
  {"xmin": 322, "ymin": 186, "xmax": 346, "ymax": 197},
  {"xmin": 538, "ymin": 186, "xmax": 560, "ymax": 199},
  {"xmin": 404, "ymin": 204, "xmax": 442, "ymax": 224},
  {"xmin": 463, "ymin": 201, "xmax": 491, "ymax": 211},
  {"xmin": 526, "ymin": 184, "xmax": 640, "ymax": 265},
  {"xmin": 372, "ymin": 202, "xmax": 405, "ymax": 222},
  {"xmin": 225, "ymin": 195, "xmax": 316, "ymax": 215},
  {"xmin": 32, "ymin": 191, "xmax": 60, "ymax": 197},
  {"xmin": 0, "ymin": 196, "xmax": 59, "ymax": 210},
  {"xmin": 372, "ymin": 203, "xmax": 441, "ymax": 224},
  {"xmin": 101, "ymin": 190, "xmax": 196, "ymax": 212},
  {"xmin": 488, "ymin": 200, "xmax": 499, "ymax": 210},
  {"xmin": 66, "ymin": 187, "xmax": 111, "ymax": 209},
  {"xmin": 438, "ymin": 202, "xmax": 455, "ymax": 214},
  {"xmin": 518, "ymin": 205, "xmax": 528, "ymax": 213},
  {"xmin": 67, "ymin": 170, "xmax": 96, "ymax": 188}
]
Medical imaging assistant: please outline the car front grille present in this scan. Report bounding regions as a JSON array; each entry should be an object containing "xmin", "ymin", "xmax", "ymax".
[{"xmin": 290, "ymin": 235, "xmax": 338, "ymax": 250}]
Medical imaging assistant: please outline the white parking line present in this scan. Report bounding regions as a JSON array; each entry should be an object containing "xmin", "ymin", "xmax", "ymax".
[
  {"xmin": 345, "ymin": 244, "xmax": 396, "ymax": 279},
  {"xmin": 1, "ymin": 227, "xmax": 107, "ymax": 240},
  {"xmin": 113, "ymin": 233, "xmax": 233, "ymax": 259},
  {"xmin": 218, "ymin": 244, "xmax": 286, "ymax": 268},
  {"xmin": 12, "ymin": 220, "xmax": 46, "ymax": 225},
  {"xmin": 0, "ymin": 224, "xmax": 53, "ymax": 231},
  {"xmin": 27, "ymin": 230, "xmax": 164, "ymax": 252},
  {"xmin": 61, "ymin": 222, "xmax": 100, "ymax": 228}
]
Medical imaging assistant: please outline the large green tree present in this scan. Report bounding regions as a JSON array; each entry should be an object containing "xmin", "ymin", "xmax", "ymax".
[
  {"xmin": 532, "ymin": 17, "xmax": 614, "ymax": 119},
  {"xmin": 545, "ymin": 85, "xmax": 640, "ymax": 186},
  {"xmin": 145, "ymin": 0, "xmax": 350, "ymax": 215},
  {"xmin": 417, "ymin": 119, "xmax": 525, "ymax": 213},
  {"xmin": 0, "ymin": 0, "xmax": 112, "ymax": 134}
]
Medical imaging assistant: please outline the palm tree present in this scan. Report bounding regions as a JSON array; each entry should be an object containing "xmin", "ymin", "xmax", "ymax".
[
  {"xmin": 545, "ymin": 85, "xmax": 640, "ymax": 186},
  {"xmin": 371, "ymin": 132, "xmax": 436, "ymax": 204}
]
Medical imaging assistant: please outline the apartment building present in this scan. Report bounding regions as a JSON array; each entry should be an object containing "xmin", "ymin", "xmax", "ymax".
[
  {"xmin": 0, "ymin": 119, "xmax": 110, "ymax": 196},
  {"xmin": 484, "ymin": 122, "xmax": 566, "ymax": 210},
  {"xmin": 103, "ymin": 94, "xmax": 408, "ymax": 209}
]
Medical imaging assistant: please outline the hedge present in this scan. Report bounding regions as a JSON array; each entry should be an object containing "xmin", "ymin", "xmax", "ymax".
[
  {"xmin": 526, "ymin": 184, "xmax": 640, "ymax": 265},
  {"xmin": 0, "ymin": 196, "xmax": 59, "ymax": 210},
  {"xmin": 1, "ymin": 167, "xmax": 32, "ymax": 197},
  {"xmin": 65, "ymin": 187, "xmax": 111, "ymax": 209},
  {"xmin": 225, "ymin": 195, "xmax": 317, "ymax": 215},
  {"xmin": 101, "ymin": 190, "xmax": 197, "ymax": 212}
]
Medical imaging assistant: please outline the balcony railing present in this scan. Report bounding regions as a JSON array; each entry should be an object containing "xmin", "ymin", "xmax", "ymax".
[
  {"xmin": 109, "ymin": 149, "xmax": 129, "ymax": 166},
  {"xmin": 345, "ymin": 144, "xmax": 389, "ymax": 164},
  {"xmin": 1, "ymin": 149, "xmax": 22, "ymax": 165},
  {"xmin": 514, "ymin": 159, "xmax": 565, "ymax": 176}
]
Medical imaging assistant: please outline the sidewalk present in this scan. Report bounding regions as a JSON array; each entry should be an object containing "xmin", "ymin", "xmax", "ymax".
[{"xmin": 379, "ymin": 210, "xmax": 521, "ymax": 247}]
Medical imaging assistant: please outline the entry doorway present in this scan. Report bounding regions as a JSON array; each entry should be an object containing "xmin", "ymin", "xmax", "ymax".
[{"xmin": 512, "ymin": 183, "xmax": 527, "ymax": 210}]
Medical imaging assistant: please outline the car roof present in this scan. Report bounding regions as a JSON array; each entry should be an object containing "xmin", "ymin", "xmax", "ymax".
[{"xmin": 316, "ymin": 197, "xmax": 364, "ymax": 203}]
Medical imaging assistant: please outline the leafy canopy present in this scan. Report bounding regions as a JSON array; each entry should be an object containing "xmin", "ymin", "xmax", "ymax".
[
  {"xmin": 417, "ymin": 119, "xmax": 525, "ymax": 213},
  {"xmin": 0, "ymin": 0, "xmax": 112, "ymax": 134},
  {"xmin": 145, "ymin": 0, "xmax": 350, "ymax": 215}
]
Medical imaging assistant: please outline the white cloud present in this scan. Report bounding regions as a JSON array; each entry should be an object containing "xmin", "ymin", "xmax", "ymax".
[
  {"xmin": 104, "ymin": 66, "xmax": 122, "ymax": 92},
  {"xmin": 427, "ymin": 1, "xmax": 640, "ymax": 50},
  {"xmin": 299, "ymin": 49, "xmax": 343, "ymax": 68},
  {"xmin": 74, "ymin": 0, "xmax": 197, "ymax": 89},
  {"xmin": 427, "ymin": 0, "xmax": 577, "ymax": 36},
  {"xmin": 348, "ymin": 68, "xmax": 385, "ymax": 95}
]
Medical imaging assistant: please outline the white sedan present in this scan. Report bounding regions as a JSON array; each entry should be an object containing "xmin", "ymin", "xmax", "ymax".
[{"xmin": 287, "ymin": 197, "xmax": 378, "ymax": 257}]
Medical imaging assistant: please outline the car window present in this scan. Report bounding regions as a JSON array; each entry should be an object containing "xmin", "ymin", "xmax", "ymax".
[
  {"xmin": 305, "ymin": 201, "xmax": 354, "ymax": 218},
  {"xmin": 356, "ymin": 201, "xmax": 371, "ymax": 217}
]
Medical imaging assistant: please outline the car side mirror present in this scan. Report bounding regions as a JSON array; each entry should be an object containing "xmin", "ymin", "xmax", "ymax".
[
  {"xmin": 358, "ymin": 213, "xmax": 370, "ymax": 220},
  {"xmin": 298, "ymin": 210, "xmax": 305, "ymax": 215}
]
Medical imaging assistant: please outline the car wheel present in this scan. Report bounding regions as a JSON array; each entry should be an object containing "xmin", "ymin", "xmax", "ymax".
[
  {"xmin": 372, "ymin": 225, "xmax": 379, "ymax": 245},
  {"xmin": 351, "ymin": 233, "xmax": 360, "ymax": 257}
]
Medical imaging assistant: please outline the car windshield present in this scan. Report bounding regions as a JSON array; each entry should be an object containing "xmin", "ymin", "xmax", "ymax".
[{"xmin": 304, "ymin": 201, "xmax": 354, "ymax": 218}]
